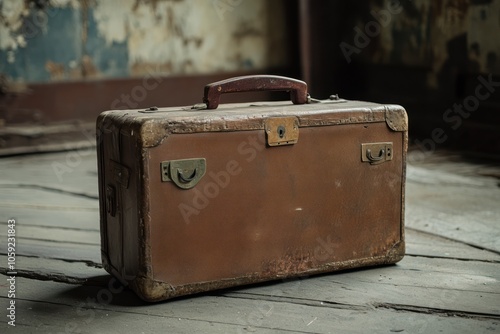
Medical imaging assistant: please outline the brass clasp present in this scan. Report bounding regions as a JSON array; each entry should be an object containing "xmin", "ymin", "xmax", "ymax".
[
  {"xmin": 161, "ymin": 158, "xmax": 206, "ymax": 189},
  {"xmin": 361, "ymin": 142, "xmax": 393, "ymax": 165}
]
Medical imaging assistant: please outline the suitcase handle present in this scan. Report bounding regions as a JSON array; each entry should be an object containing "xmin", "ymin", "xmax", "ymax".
[{"xmin": 203, "ymin": 75, "xmax": 308, "ymax": 109}]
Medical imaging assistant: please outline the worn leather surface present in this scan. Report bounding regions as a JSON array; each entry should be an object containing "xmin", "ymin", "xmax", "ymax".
[
  {"xmin": 97, "ymin": 100, "xmax": 407, "ymax": 300},
  {"xmin": 146, "ymin": 123, "xmax": 404, "ymax": 285}
]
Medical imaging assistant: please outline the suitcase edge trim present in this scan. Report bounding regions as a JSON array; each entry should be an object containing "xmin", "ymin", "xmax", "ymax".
[{"xmin": 129, "ymin": 241, "xmax": 405, "ymax": 302}]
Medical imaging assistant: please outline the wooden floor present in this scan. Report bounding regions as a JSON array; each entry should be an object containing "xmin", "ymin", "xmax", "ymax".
[{"xmin": 0, "ymin": 149, "xmax": 499, "ymax": 333}]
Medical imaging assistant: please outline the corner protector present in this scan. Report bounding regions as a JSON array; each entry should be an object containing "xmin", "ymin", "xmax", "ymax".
[
  {"xmin": 385, "ymin": 106, "xmax": 408, "ymax": 132},
  {"xmin": 96, "ymin": 112, "xmax": 113, "ymax": 134},
  {"xmin": 132, "ymin": 276, "xmax": 175, "ymax": 302},
  {"xmin": 385, "ymin": 239, "xmax": 405, "ymax": 264},
  {"xmin": 140, "ymin": 120, "xmax": 169, "ymax": 148}
]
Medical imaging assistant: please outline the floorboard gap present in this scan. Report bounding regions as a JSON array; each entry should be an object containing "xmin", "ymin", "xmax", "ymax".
[
  {"xmin": 404, "ymin": 253, "xmax": 500, "ymax": 264},
  {"xmin": 0, "ymin": 269, "xmax": 90, "ymax": 285},
  {"xmin": 0, "ymin": 236, "xmax": 99, "ymax": 246},
  {"xmin": 405, "ymin": 227, "xmax": 500, "ymax": 255},
  {"xmin": 222, "ymin": 292, "xmax": 370, "ymax": 311},
  {"xmin": 374, "ymin": 302, "xmax": 500, "ymax": 320},
  {"xmin": 0, "ymin": 183, "xmax": 98, "ymax": 200},
  {"xmin": 0, "ymin": 296, "xmax": 314, "ymax": 333}
]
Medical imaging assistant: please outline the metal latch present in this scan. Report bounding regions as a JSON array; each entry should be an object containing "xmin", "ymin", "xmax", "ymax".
[
  {"xmin": 161, "ymin": 158, "xmax": 206, "ymax": 189},
  {"xmin": 106, "ymin": 185, "xmax": 117, "ymax": 217},
  {"xmin": 264, "ymin": 117, "xmax": 299, "ymax": 146},
  {"xmin": 361, "ymin": 142, "xmax": 393, "ymax": 165}
]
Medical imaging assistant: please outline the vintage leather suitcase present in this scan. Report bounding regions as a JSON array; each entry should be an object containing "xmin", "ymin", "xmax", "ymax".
[{"xmin": 97, "ymin": 75, "xmax": 407, "ymax": 302}]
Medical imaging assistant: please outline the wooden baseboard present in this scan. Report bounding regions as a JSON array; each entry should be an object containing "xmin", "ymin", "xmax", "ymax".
[{"xmin": 1, "ymin": 70, "xmax": 292, "ymax": 124}]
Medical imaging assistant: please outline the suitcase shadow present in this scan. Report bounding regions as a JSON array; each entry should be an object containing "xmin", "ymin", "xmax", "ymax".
[
  {"xmin": 53, "ymin": 274, "xmax": 147, "ymax": 307},
  {"xmin": 54, "ymin": 263, "xmax": 400, "ymax": 306}
]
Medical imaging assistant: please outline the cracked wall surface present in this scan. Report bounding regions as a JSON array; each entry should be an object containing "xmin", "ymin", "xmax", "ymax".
[
  {"xmin": 340, "ymin": 0, "xmax": 500, "ymax": 88},
  {"xmin": 0, "ymin": 0, "xmax": 288, "ymax": 82}
]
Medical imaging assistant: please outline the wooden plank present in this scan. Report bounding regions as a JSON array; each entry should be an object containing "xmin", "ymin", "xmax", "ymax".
[
  {"xmin": 0, "ymin": 207, "xmax": 99, "ymax": 231},
  {"xmin": 0, "ymin": 188, "xmax": 98, "ymax": 211},
  {"xmin": 0, "ymin": 255, "xmax": 105, "ymax": 284},
  {"xmin": 344, "ymin": 256, "xmax": 500, "ymax": 294},
  {"xmin": 1, "ymin": 277, "xmax": 498, "ymax": 334},
  {"xmin": 0, "ymin": 223, "xmax": 100, "ymax": 245},
  {"xmin": 407, "ymin": 150, "xmax": 500, "ymax": 178},
  {"xmin": 0, "ymin": 140, "xmax": 95, "ymax": 157},
  {"xmin": 0, "ymin": 183, "xmax": 98, "ymax": 201},
  {"xmin": 1, "ymin": 298, "xmax": 293, "ymax": 334},
  {"xmin": 406, "ymin": 165, "xmax": 500, "ymax": 253},
  {"xmin": 0, "ymin": 150, "xmax": 98, "ymax": 197},
  {"xmin": 0, "ymin": 122, "xmax": 96, "ymax": 157},
  {"xmin": 0, "ymin": 122, "xmax": 95, "ymax": 137},
  {"xmin": 406, "ymin": 228, "xmax": 500, "ymax": 263},
  {"xmin": 0, "ymin": 238, "xmax": 100, "ymax": 264},
  {"xmin": 226, "ymin": 255, "xmax": 500, "ymax": 317}
]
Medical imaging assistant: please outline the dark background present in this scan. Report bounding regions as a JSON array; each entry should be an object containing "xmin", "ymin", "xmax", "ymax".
[{"xmin": 1, "ymin": 0, "xmax": 499, "ymax": 157}]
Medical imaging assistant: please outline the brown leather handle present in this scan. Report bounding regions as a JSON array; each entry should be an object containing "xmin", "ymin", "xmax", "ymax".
[{"xmin": 203, "ymin": 75, "xmax": 308, "ymax": 109}]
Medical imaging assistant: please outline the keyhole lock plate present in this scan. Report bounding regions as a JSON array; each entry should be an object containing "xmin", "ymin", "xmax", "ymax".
[
  {"xmin": 277, "ymin": 125, "xmax": 286, "ymax": 138},
  {"xmin": 361, "ymin": 142, "xmax": 393, "ymax": 165},
  {"xmin": 264, "ymin": 117, "xmax": 299, "ymax": 146}
]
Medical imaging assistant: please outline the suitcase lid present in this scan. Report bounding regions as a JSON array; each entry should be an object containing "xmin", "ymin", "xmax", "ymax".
[{"xmin": 98, "ymin": 75, "xmax": 407, "ymax": 147}]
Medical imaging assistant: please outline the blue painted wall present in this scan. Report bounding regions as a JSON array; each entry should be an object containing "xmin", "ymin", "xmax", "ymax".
[
  {"xmin": 0, "ymin": 1, "xmax": 287, "ymax": 83},
  {"xmin": 0, "ymin": 5, "xmax": 128, "ymax": 82}
]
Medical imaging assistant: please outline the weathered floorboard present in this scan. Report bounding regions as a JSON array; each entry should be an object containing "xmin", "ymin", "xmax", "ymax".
[
  {"xmin": 0, "ymin": 224, "xmax": 100, "ymax": 245},
  {"xmin": 0, "ymin": 149, "xmax": 98, "ymax": 197},
  {"xmin": 406, "ymin": 228, "xmax": 500, "ymax": 263},
  {"xmin": 0, "ymin": 149, "xmax": 499, "ymax": 333},
  {"xmin": 2, "ymin": 245, "xmax": 499, "ymax": 317},
  {"xmin": 226, "ymin": 257, "xmax": 500, "ymax": 317},
  {"xmin": 0, "ymin": 207, "xmax": 99, "ymax": 230},
  {"xmin": 0, "ymin": 188, "xmax": 98, "ymax": 212},
  {"xmin": 0, "ymin": 238, "xmax": 100, "ymax": 264},
  {"xmin": 0, "ymin": 277, "xmax": 498, "ymax": 334},
  {"xmin": 406, "ymin": 164, "xmax": 500, "ymax": 253},
  {"xmin": 0, "ymin": 255, "xmax": 105, "ymax": 284}
]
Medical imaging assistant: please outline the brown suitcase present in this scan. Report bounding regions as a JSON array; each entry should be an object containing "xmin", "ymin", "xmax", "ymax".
[{"xmin": 97, "ymin": 75, "xmax": 407, "ymax": 302}]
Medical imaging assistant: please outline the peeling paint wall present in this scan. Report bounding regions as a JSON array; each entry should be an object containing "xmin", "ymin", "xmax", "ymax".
[
  {"xmin": 0, "ymin": 0, "xmax": 288, "ymax": 82},
  {"xmin": 350, "ymin": 0, "xmax": 500, "ymax": 85}
]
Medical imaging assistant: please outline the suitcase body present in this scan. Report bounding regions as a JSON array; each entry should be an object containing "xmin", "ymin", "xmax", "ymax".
[{"xmin": 97, "ymin": 76, "xmax": 407, "ymax": 301}]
